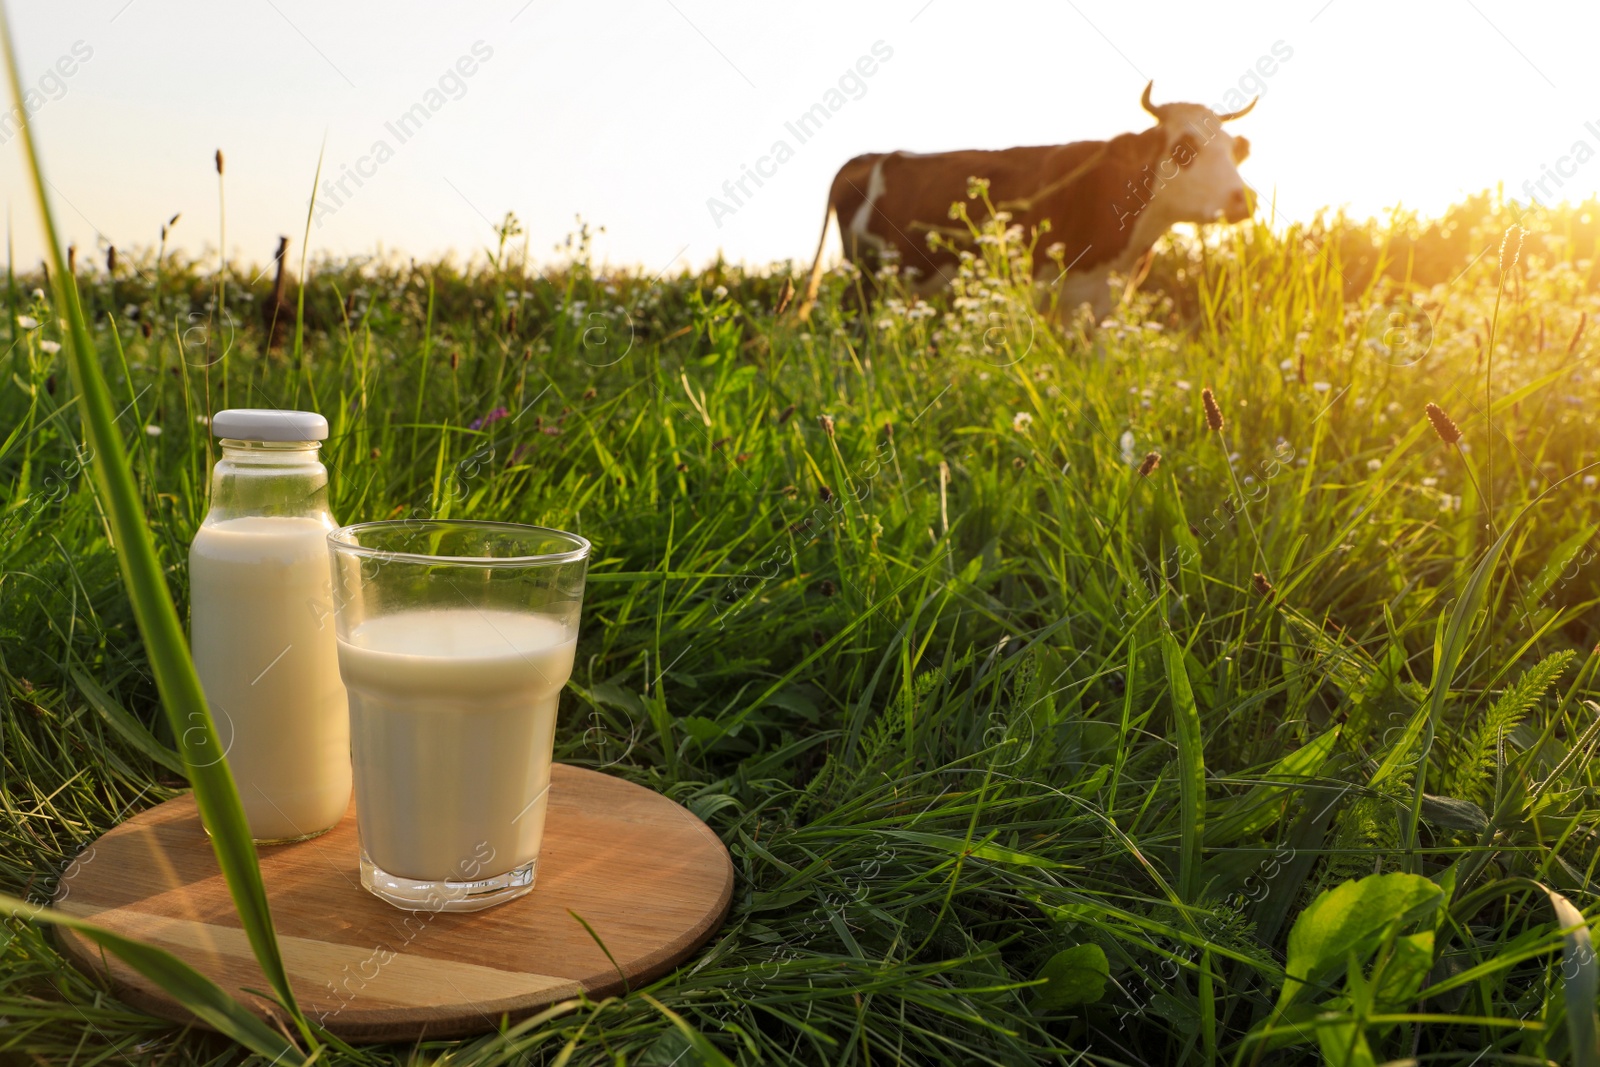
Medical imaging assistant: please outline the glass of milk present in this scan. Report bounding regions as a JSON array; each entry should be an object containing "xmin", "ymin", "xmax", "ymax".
[
  {"xmin": 326, "ymin": 520, "xmax": 590, "ymax": 912},
  {"xmin": 189, "ymin": 409, "xmax": 351, "ymax": 843}
]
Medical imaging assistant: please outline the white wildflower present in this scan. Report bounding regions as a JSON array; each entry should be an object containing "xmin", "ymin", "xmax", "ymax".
[
  {"xmin": 1366, "ymin": 459, "xmax": 1382, "ymax": 472},
  {"xmin": 1584, "ymin": 474, "xmax": 1598, "ymax": 489},
  {"xmin": 16, "ymin": 315, "xmax": 39, "ymax": 330},
  {"xmin": 39, "ymin": 340, "xmax": 60, "ymax": 353},
  {"xmin": 1175, "ymin": 379, "xmax": 1192, "ymax": 391},
  {"xmin": 144, "ymin": 425, "xmax": 163, "ymax": 437},
  {"xmin": 1012, "ymin": 411, "xmax": 1034, "ymax": 432}
]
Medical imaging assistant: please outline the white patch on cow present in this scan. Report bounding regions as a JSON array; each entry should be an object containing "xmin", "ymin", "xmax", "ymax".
[
  {"xmin": 847, "ymin": 156, "xmax": 890, "ymax": 255},
  {"xmin": 1053, "ymin": 211, "xmax": 1172, "ymax": 320},
  {"xmin": 1118, "ymin": 202, "xmax": 1177, "ymax": 273},
  {"xmin": 1143, "ymin": 103, "xmax": 1251, "ymax": 226}
]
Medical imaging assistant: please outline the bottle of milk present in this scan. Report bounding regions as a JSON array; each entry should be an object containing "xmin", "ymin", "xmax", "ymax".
[{"xmin": 188, "ymin": 409, "xmax": 351, "ymax": 843}]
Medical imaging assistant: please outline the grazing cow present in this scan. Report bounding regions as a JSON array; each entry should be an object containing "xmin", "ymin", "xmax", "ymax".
[{"xmin": 795, "ymin": 83, "xmax": 1256, "ymax": 322}]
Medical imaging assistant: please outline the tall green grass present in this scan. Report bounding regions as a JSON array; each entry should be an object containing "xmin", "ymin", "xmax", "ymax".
[
  {"xmin": 6, "ymin": 82, "xmax": 1600, "ymax": 1066},
  {"xmin": 0, "ymin": 7, "xmax": 309, "ymax": 1062}
]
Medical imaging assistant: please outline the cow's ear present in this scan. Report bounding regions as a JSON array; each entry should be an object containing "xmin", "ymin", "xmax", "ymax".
[{"xmin": 1231, "ymin": 136, "xmax": 1251, "ymax": 164}]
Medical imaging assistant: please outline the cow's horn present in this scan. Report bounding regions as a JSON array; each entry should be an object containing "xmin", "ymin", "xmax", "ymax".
[
  {"xmin": 1216, "ymin": 96, "xmax": 1258, "ymax": 122},
  {"xmin": 1140, "ymin": 81, "xmax": 1161, "ymax": 118}
]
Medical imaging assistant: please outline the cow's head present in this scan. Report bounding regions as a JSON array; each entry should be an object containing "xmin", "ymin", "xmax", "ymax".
[{"xmin": 1137, "ymin": 82, "xmax": 1255, "ymax": 224}]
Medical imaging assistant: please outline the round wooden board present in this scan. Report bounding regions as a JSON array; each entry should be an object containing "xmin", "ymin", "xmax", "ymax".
[{"xmin": 53, "ymin": 764, "xmax": 734, "ymax": 1042}]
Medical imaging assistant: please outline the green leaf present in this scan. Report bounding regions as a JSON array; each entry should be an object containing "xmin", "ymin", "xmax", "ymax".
[
  {"xmin": 0, "ymin": 893, "xmax": 304, "ymax": 1063},
  {"xmin": 1160, "ymin": 626, "xmax": 1205, "ymax": 901},
  {"xmin": 1034, "ymin": 944, "xmax": 1109, "ymax": 1009},
  {"xmin": 1280, "ymin": 872, "xmax": 1442, "ymax": 1009},
  {"xmin": 1314, "ymin": 1018, "xmax": 1377, "ymax": 1067},
  {"xmin": 573, "ymin": 680, "xmax": 645, "ymax": 716},
  {"xmin": 1445, "ymin": 649, "xmax": 1575, "ymax": 803},
  {"xmin": 893, "ymin": 831, "xmax": 1068, "ymax": 869},
  {"xmin": 763, "ymin": 686, "xmax": 819, "ymax": 720},
  {"xmin": 1418, "ymin": 794, "xmax": 1488, "ymax": 833},
  {"xmin": 1207, "ymin": 727, "xmax": 1340, "ymax": 846},
  {"xmin": 1374, "ymin": 930, "xmax": 1433, "ymax": 1011},
  {"xmin": 679, "ymin": 715, "xmax": 727, "ymax": 744},
  {"xmin": 71, "ymin": 667, "xmax": 184, "ymax": 775}
]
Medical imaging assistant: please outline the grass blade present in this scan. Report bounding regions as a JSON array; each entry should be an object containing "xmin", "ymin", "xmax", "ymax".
[
  {"xmin": 1161, "ymin": 625, "xmax": 1205, "ymax": 902},
  {"xmin": 1544, "ymin": 883, "xmax": 1599, "ymax": 1067},
  {"xmin": 1370, "ymin": 473, "xmax": 1593, "ymax": 868},
  {"xmin": 0, "ymin": 894, "xmax": 305, "ymax": 1063},
  {"xmin": 640, "ymin": 993, "xmax": 738, "ymax": 1067},
  {"xmin": 0, "ymin": 3, "xmax": 311, "ymax": 1046},
  {"xmin": 70, "ymin": 667, "xmax": 184, "ymax": 776}
]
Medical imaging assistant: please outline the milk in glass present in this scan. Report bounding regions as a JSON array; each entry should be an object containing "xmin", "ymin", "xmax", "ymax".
[{"xmin": 336, "ymin": 609, "xmax": 576, "ymax": 881}]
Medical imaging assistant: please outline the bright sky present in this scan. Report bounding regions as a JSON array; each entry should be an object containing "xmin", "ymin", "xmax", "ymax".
[{"xmin": 2, "ymin": 0, "xmax": 1596, "ymax": 276}]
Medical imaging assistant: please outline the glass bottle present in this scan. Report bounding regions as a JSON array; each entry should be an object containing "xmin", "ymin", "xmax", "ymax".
[{"xmin": 188, "ymin": 409, "xmax": 350, "ymax": 842}]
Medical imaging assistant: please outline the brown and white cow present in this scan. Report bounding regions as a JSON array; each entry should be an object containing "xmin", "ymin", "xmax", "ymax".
[{"xmin": 795, "ymin": 83, "xmax": 1256, "ymax": 321}]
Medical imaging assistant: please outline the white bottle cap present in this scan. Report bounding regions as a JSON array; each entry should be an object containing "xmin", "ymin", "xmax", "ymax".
[{"xmin": 211, "ymin": 408, "xmax": 329, "ymax": 442}]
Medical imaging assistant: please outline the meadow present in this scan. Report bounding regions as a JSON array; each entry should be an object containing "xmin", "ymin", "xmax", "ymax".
[{"xmin": 5, "ymin": 186, "xmax": 1600, "ymax": 1066}]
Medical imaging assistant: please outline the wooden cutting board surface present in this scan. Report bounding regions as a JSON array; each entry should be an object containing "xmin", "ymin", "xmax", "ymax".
[{"xmin": 53, "ymin": 764, "xmax": 734, "ymax": 1042}]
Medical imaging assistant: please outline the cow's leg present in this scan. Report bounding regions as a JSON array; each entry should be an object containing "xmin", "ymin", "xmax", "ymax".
[
  {"xmin": 1121, "ymin": 246, "xmax": 1157, "ymax": 305},
  {"xmin": 1055, "ymin": 267, "xmax": 1112, "ymax": 327},
  {"xmin": 1090, "ymin": 283, "xmax": 1116, "ymax": 323},
  {"xmin": 840, "ymin": 246, "xmax": 882, "ymax": 320}
]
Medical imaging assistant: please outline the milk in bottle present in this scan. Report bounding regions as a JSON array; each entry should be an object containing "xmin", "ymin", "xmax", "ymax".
[{"xmin": 188, "ymin": 409, "xmax": 350, "ymax": 842}]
